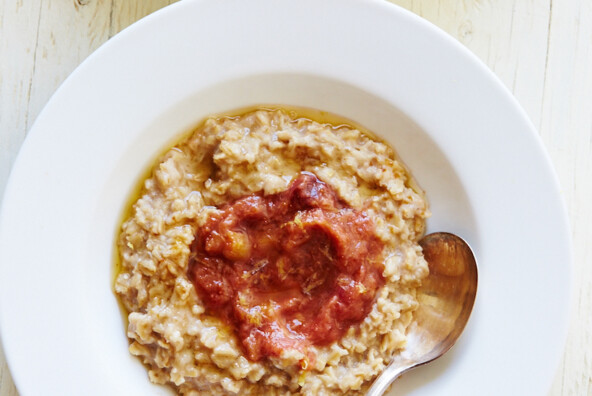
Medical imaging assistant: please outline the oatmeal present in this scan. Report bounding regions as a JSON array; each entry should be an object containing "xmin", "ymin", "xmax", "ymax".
[{"xmin": 115, "ymin": 108, "xmax": 429, "ymax": 395}]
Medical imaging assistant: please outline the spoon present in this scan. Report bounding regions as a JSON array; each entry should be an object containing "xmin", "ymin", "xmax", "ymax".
[{"xmin": 366, "ymin": 232, "xmax": 478, "ymax": 396}]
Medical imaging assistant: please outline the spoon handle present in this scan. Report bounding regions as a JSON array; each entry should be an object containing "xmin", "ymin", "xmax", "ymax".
[{"xmin": 365, "ymin": 362, "xmax": 411, "ymax": 396}]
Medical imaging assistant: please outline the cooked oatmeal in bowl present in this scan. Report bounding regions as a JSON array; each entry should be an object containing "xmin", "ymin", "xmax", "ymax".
[{"xmin": 114, "ymin": 108, "xmax": 430, "ymax": 395}]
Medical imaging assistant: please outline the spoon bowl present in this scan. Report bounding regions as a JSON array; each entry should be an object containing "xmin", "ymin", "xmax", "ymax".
[{"xmin": 366, "ymin": 232, "xmax": 478, "ymax": 396}]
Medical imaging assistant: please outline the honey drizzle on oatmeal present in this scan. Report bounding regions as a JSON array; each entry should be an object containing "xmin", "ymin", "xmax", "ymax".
[
  {"xmin": 112, "ymin": 105, "xmax": 427, "ymax": 326},
  {"xmin": 112, "ymin": 158, "xmax": 154, "ymax": 328}
]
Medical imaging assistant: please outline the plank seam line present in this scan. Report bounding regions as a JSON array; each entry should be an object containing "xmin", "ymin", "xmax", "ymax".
[
  {"xmin": 539, "ymin": 0, "xmax": 554, "ymax": 133},
  {"xmin": 24, "ymin": 0, "xmax": 43, "ymax": 134}
]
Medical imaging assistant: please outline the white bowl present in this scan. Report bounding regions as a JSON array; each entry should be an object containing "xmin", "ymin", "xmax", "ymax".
[{"xmin": 0, "ymin": 0, "xmax": 571, "ymax": 395}]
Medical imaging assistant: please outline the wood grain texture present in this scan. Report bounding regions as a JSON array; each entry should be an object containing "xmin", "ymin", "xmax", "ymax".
[
  {"xmin": 0, "ymin": 0, "xmax": 590, "ymax": 395},
  {"xmin": 540, "ymin": 0, "xmax": 592, "ymax": 394}
]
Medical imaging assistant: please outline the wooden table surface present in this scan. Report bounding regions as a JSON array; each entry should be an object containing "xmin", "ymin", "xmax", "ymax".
[{"xmin": 1, "ymin": 1, "xmax": 590, "ymax": 395}]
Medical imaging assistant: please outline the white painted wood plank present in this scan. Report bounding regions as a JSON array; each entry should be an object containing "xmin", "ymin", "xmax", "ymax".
[
  {"xmin": 0, "ymin": 0, "xmax": 42, "ymax": 208},
  {"xmin": 540, "ymin": 0, "xmax": 592, "ymax": 394},
  {"xmin": 0, "ymin": 3, "xmax": 44, "ymax": 394}
]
